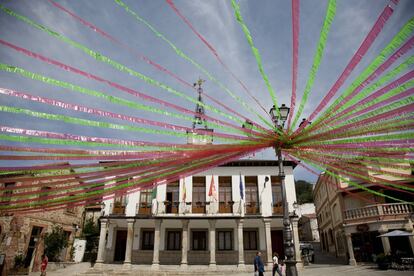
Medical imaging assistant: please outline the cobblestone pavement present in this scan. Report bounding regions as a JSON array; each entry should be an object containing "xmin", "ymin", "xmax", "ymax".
[{"xmin": 26, "ymin": 262, "xmax": 414, "ymax": 276}]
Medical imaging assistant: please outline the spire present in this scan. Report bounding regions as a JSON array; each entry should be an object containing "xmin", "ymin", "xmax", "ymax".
[
  {"xmin": 192, "ymin": 78, "xmax": 208, "ymax": 129},
  {"xmin": 187, "ymin": 78, "xmax": 214, "ymax": 145}
]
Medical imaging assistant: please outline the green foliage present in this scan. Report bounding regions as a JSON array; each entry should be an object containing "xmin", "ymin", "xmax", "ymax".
[
  {"xmin": 44, "ymin": 225, "xmax": 68, "ymax": 262},
  {"xmin": 82, "ymin": 218, "xmax": 99, "ymax": 262},
  {"xmin": 295, "ymin": 180, "xmax": 314, "ymax": 204},
  {"xmin": 13, "ymin": 254, "xmax": 25, "ymax": 268}
]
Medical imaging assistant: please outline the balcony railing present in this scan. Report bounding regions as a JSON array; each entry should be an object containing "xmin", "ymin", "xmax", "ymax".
[
  {"xmin": 272, "ymin": 202, "xmax": 283, "ymax": 215},
  {"xmin": 219, "ymin": 201, "xmax": 234, "ymax": 213},
  {"xmin": 192, "ymin": 201, "xmax": 208, "ymax": 214},
  {"xmin": 344, "ymin": 203, "xmax": 413, "ymax": 221},
  {"xmin": 136, "ymin": 202, "xmax": 152, "ymax": 215},
  {"xmin": 110, "ymin": 203, "xmax": 126, "ymax": 215},
  {"xmin": 245, "ymin": 202, "xmax": 259, "ymax": 215}
]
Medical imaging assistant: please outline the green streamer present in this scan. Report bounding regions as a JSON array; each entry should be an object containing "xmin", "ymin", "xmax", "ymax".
[
  {"xmin": 0, "ymin": 134, "xmax": 194, "ymax": 150},
  {"xmin": 113, "ymin": 0, "xmax": 273, "ymax": 131},
  {"xmin": 291, "ymin": 0, "xmax": 337, "ymax": 129},
  {"xmin": 0, "ymin": 105, "xmax": 248, "ymax": 143},
  {"xmin": 290, "ymin": 152, "xmax": 411, "ymax": 204},
  {"xmin": 0, "ymin": 64, "xmax": 253, "ymax": 137},
  {"xmin": 1, "ymin": 152, "xmax": 237, "ymax": 209},
  {"xmin": 321, "ymin": 16, "xmax": 414, "ymax": 119},
  {"xmin": 298, "ymin": 132, "xmax": 414, "ymax": 147},
  {"xmin": 0, "ymin": 4, "xmax": 269, "ymax": 133},
  {"xmin": 230, "ymin": 0, "xmax": 279, "ymax": 119}
]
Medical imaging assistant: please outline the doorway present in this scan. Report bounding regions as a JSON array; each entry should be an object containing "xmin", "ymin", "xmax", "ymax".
[
  {"xmin": 114, "ymin": 230, "xmax": 127, "ymax": 262},
  {"xmin": 24, "ymin": 226, "xmax": 43, "ymax": 267},
  {"xmin": 271, "ymin": 230, "xmax": 284, "ymax": 259}
]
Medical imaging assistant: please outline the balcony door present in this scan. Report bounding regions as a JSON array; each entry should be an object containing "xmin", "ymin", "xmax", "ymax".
[
  {"xmin": 139, "ymin": 189, "xmax": 152, "ymax": 215},
  {"xmin": 271, "ymin": 176, "xmax": 283, "ymax": 214},
  {"xmin": 192, "ymin": 176, "xmax": 206, "ymax": 213},
  {"xmin": 219, "ymin": 176, "xmax": 232, "ymax": 213},
  {"xmin": 166, "ymin": 181, "xmax": 179, "ymax": 214},
  {"xmin": 245, "ymin": 176, "xmax": 259, "ymax": 214}
]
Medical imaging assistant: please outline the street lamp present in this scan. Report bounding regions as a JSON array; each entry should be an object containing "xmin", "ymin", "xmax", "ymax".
[{"xmin": 269, "ymin": 104, "xmax": 298, "ymax": 276}]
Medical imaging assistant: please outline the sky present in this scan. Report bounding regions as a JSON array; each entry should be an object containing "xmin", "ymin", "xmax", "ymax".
[{"xmin": 0, "ymin": 0, "xmax": 413, "ymax": 184}]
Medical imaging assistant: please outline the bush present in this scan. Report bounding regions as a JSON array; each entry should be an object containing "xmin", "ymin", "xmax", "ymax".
[
  {"xmin": 14, "ymin": 254, "xmax": 25, "ymax": 269},
  {"xmin": 82, "ymin": 218, "xmax": 99, "ymax": 262},
  {"xmin": 44, "ymin": 225, "xmax": 68, "ymax": 262}
]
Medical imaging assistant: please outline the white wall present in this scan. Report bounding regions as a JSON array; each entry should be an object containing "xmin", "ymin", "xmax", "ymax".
[{"xmin": 105, "ymin": 164, "xmax": 297, "ymax": 217}]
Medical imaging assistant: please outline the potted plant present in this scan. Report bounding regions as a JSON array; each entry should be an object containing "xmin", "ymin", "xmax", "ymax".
[
  {"xmin": 13, "ymin": 254, "xmax": 26, "ymax": 274},
  {"xmin": 376, "ymin": 253, "xmax": 391, "ymax": 270},
  {"xmin": 227, "ymin": 200, "xmax": 235, "ymax": 205}
]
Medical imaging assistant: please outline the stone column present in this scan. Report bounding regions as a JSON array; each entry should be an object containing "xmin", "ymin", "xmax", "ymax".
[
  {"xmin": 181, "ymin": 219, "xmax": 189, "ymax": 268},
  {"xmin": 379, "ymin": 229, "xmax": 391, "ymax": 254},
  {"xmin": 209, "ymin": 219, "xmax": 216, "ymax": 268},
  {"xmin": 263, "ymin": 218, "xmax": 273, "ymax": 269},
  {"xmin": 123, "ymin": 218, "xmax": 135, "ymax": 269},
  {"xmin": 236, "ymin": 219, "xmax": 245, "ymax": 270},
  {"xmin": 345, "ymin": 233, "xmax": 357, "ymax": 266},
  {"xmin": 152, "ymin": 219, "xmax": 162, "ymax": 269},
  {"xmin": 95, "ymin": 218, "xmax": 108, "ymax": 268},
  {"xmin": 291, "ymin": 216, "xmax": 303, "ymax": 269}
]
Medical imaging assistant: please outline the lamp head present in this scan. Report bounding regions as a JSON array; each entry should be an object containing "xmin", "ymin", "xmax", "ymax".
[{"xmin": 279, "ymin": 104, "xmax": 290, "ymax": 121}]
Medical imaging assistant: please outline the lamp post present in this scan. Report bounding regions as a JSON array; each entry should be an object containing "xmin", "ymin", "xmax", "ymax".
[{"xmin": 269, "ymin": 104, "xmax": 298, "ymax": 276}]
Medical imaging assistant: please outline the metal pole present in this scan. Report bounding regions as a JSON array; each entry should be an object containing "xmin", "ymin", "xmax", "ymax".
[{"xmin": 276, "ymin": 144, "xmax": 298, "ymax": 276}]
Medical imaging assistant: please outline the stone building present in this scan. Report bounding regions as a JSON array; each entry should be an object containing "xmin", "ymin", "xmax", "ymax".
[
  {"xmin": 0, "ymin": 164, "xmax": 84, "ymax": 274},
  {"xmin": 313, "ymin": 161, "xmax": 414, "ymax": 265},
  {"xmin": 296, "ymin": 203, "xmax": 319, "ymax": 242},
  {"xmin": 95, "ymin": 159, "xmax": 301, "ymax": 270}
]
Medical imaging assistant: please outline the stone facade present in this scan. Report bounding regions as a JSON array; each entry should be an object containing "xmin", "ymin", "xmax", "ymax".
[{"xmin": 0, "ymin": 166, "xmax": 84, "ymax": 274}]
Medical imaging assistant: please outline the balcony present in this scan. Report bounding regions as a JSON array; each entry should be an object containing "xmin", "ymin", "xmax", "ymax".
[
  {"xmin": 192, "ymin": 201, "xmax": 208, "ymax": 214},
  {"xmin": 110, "ymin": 203, "xmax": 126, "ymax": 215},
  {"xmin": 245, "ymin": 202, "xmax": 259, "ymax": 215},
  {"xmin": 272, "ymin": 202, "xmax": 283, "ymax": 215},
  {"xmin": 136, "ymin": 202, "xmax": 152, "ymax": 215},
  {"xmin": 344, "ymin": 203, "xmax": 413, "ymax": 223},
  {"xmin": 219, "ymin": 201, "xmax": 234, "ymax": 213},
  {"xmin": 164, "ymin": 201, "xmax": 179, "ymax": 214}
]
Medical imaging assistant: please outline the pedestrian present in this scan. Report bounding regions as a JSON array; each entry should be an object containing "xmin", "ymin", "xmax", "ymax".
[
  {"xmin": 279, "ymin": 260, "xmax": 286, "ymax": 276},
  {"xmin": 40, "ymin": 254, "xmax": 48, "ymax": 276},
  {"xmin": 272, "ymin": 252, "xmax": 282, "ymax": 276},
  {"xmin": 254, "ymin": 251, "xmax": 265, "ymax": 276}
]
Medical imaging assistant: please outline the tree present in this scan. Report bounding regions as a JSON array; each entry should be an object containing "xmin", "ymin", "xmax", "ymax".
[
  {"xmin": 295, "ymin": 180, "xmax": 314, "ymax": 204},
  {"xmin": 44, "ymin": 225, "xmax": 68, "ymax": 262},
  {"xmin": 82, "ymin": 218, "xmax": 99, "ymax": 262}
]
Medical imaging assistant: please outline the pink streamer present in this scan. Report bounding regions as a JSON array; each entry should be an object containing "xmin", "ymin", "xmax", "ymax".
[
  {"xmin": 0, "ymin": 39, "xmax": 269, "ymax": 139},
  {"xmin": 47, "ymin": 0, "xmax": 194, "ymax": 90},
  {"xmin": 287, "ymin": 0, "xmax": 300, "ymax": 131},
  {"xmin": 302, "ymin": 5, "xmax": 394, "ymax": 131},
  {"xmin": 165, "ymin": 0, "xmax": 270, "ymax": 117},
  {"xmin": 47, "ymin": 0, "xmax": 271, "ymax": 135},
  {"xmin": 0, "ymin": 87, "xmax": 252, "ymax": 141}
]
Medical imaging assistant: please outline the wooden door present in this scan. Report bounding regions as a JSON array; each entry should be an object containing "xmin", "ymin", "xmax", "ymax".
[
  {"xmin": 271, "ymin": 230, "xmax": 284, "ymax": 259},
  {"xmin": 114, "ymin": 230, "xmax": 127, "ymax": 262}
]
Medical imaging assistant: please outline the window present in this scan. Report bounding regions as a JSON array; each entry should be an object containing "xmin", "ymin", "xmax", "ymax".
[
  {"xmin": 217, "ymin": 230, "xmax": 233, "ymax": 250},
  {"xmin": 192, "ymin": 177, "xmax": 206, "ymax": 213},
  {"xmin": 166, "ymin": 230, "xmax": 181, "ymax": 250},
  {"xmin": 166, "ymin": 181, "xmax": 179, "ymax": 214},
  {"xmin": 66, "ymin": 194, "xmax": 76, "ymax": 213},
  {"xmin": 39, "ymin": 186, "xmax": 52, "ymax": 203},
  {"xmin": 192, "ymin": 230, "xmax": 207, "ymax": 251},
  {"xmin": 271, "ymin": 176, "xmax": 282, "ymax": 214},
  {"xmin": 219, "ymin": 177, "xmax": 232, "ymax": 213},
  {"xmin": 243, "ymin": 230, "xmax": 258, "ymax": 250},
  {"xmin": 141, "ymin": 229, "xmax": 154, "ymax": 250},
  {"xmin": 245, "ymin": 176, "xmax": 258, "ymax": 214},
  {"xmin": 139, "ymin": 189, "xmax": 152, "ymax": 215}
]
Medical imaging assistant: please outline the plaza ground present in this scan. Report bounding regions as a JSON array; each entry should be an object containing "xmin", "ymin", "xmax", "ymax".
[{"xmin": 24, "ymin": 262, "xmax": 413, "ymax": 276}]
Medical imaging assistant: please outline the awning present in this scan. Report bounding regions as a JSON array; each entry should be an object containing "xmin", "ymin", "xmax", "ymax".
[{"xmin": 377, "ymin": 230, "xmax": 414, "ymax": 237}]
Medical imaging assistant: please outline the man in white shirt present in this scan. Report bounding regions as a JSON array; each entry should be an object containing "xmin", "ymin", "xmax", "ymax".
[{"xmin": 272, "ymin": 252, "xmax": 282, "ymax": 276}]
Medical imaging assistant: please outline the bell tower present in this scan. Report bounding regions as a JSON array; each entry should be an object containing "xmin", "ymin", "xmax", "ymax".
[{"xmin": 187, "ymin": 79, "xmax": 214, "ymax": 145}]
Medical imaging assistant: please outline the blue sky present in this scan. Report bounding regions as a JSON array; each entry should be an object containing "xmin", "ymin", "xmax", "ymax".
[{"xmin": 0, "ymin": 0, "xmax": 413, "ymax": 183}]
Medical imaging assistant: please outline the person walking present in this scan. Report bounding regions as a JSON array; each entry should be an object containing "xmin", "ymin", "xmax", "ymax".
[
  {"xmin": 272, "ymin": 253, "xmax": 282, "ymax": 276},
  {"xmin": 254, "ymin": 251, "xmax": 265, "ymax": 276},
  {"xmin": 40, "ymin": 254, "xmax": 48, "ymax": 276}
]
